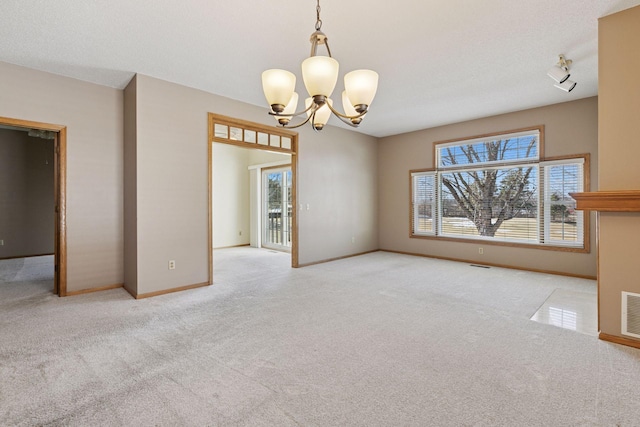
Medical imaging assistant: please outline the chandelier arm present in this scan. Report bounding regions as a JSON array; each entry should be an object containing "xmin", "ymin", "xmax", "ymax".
[
  {"xmin": 325, "ymin": 101, "xmax": 367, "ymax": 120},
  {"xmin": 276, "ymin": 107, "xmax": 318, "ymax": 130},
  {"xmin": 268, "ymin": 101, "xmax": 316, "ymax": 118},
  {"xmin": 330, "ymin": 112, "xmax": 361, "ymax": 128},
  {"xmin": 311, "ymin": 111, "xmax": 321, "ymax": 133}
]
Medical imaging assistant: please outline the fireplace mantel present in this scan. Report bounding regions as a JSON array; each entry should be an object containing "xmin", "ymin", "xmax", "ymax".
[{"xmin": 570, "ymin": 191, "xmax": 640, "ymax": 212}]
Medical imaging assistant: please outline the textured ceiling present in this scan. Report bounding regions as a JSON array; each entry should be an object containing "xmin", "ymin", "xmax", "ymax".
[{"xmin": 1, "ymin": 0, "xmax": 639, "ymax": 137}]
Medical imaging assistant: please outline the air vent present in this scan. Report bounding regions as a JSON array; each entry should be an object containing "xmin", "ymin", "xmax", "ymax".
[{"xmin": 621, "ymin": 292, "xmax": 640, "ymax": 339}]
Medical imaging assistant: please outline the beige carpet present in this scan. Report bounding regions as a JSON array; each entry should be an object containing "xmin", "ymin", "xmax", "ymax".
[{"xmin": 1, "ymin": 249, "xmax": 639, "ymax": 426}]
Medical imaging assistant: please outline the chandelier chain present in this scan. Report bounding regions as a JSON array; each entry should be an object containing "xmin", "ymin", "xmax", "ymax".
[{"xmin": 315, "ymin": 0, "xmax": 322, "ymax": 31}]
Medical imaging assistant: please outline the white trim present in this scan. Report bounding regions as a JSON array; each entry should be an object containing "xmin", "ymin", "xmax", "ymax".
[
  {"xmin": 248, "ymin": 160, "xmax": 290, "ymax": 171},
  {"xmin": 540, "ymin": 157, "xmax": 585, "ymax": 167}
]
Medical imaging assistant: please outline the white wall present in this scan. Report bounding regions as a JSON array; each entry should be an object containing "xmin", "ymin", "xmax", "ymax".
[{"xmin": 212, "ymin": 143, "xmax": 250, "ymax": 248}]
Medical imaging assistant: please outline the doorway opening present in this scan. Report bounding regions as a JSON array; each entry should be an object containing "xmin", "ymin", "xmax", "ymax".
[
  {"xmin": 208, "ymin": 113, "xmax": 298, "ymax": 285},
  {"xmin": 0, "ymin": 117, "xmax": 67, "ymax": 296},
  {"xmin": 262, "ymin": 166, "xmax": 293, "ymax": 252}
]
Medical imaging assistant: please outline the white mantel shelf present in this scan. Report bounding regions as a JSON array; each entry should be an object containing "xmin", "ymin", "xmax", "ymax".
[{"xmin": 571, "ymin": 191, "xmax": 640, "ymax": 212}]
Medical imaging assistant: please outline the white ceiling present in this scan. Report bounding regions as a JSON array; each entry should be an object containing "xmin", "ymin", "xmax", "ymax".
[{"xmin": 1, "ymin": 0, "xmax": 638, "ymax": 138}]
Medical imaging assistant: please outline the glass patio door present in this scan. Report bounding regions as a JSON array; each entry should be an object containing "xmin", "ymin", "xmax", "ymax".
[{"xmin": 262, "ymin": 167, "xmax": 292, "ymax": 251}]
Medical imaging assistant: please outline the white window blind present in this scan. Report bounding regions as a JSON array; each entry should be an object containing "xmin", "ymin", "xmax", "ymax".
[
  {"xmin": 411, "ymin": 172, "xmax": 435, "ymax": 235},
  {"xmin": 541, "ymin": 159, "xmax": 584, "ymax": 247},
  {"xmin": 410, "ymin": 127, "xmax": 586, "ymax": 249},
  {"xmin": 438, "ymin": 165, "xmax": 539, "ymax": 243},
  {"xmin": 437, "ymin": 129, "xmax": 539, "ymax": 168}
]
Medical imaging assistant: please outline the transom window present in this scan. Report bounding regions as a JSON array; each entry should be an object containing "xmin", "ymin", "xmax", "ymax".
[{"xmin": 411, "ymin": 127, "xmax": 588, "ymax": 250}]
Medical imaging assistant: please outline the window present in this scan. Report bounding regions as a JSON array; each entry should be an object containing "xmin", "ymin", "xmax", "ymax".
[{"xmin": 410, "ymin": 127, "xmax": 588, "ymax": 250}]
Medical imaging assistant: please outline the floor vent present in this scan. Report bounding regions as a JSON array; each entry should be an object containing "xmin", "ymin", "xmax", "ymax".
[
  {"xmin": 469, "ymin": 264, "xmax": 490, "ymax": 269},
  {"xmin": 622, "ymin": 292, "xmax": 640, "ymax": 339}
]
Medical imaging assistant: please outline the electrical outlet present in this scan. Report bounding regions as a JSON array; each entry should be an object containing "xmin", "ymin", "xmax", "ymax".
[
  {"xmin": 478, "ymin": 247, "xmax": 483, "ymax": 254},
  {"xmin": 351, "ymin": 236, "xmax": 355, "ymax": 244},
  {"xmin": 168, "ymin": 260, "xmax": 176, "ymax": 270},
  {"xmin": 0, "ymin": 239, "xmax": 3, "ymax": 246},
  {"xmin": 239, "ymin": 230, "xmax": 242, "ymax": 236}
]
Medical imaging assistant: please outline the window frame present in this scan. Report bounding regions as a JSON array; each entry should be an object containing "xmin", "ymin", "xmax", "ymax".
[
  {"xmin": 410, "ymin": 169, "xmax": 436, "ymax": 237},
  {"xmin": 410, "ymin": 125, "xmax": 590, "ymax": 253}
]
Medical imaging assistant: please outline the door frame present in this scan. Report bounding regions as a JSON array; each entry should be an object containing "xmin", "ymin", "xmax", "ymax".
[
  {"xmin": 0, "ymin": 116, "xmax": 67, "ymax": 296},
  {"xmin": 261, "ymin": 164, "xmax": 293, "ymax": 252},
  {"xmin": 208, "ymin": 113, "xmax": 299, "ymax": 285}
]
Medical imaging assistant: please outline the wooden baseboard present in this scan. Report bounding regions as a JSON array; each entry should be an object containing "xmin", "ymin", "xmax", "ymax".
[
  {"xmin": 296, "ymin": 250, "xmax": 380, "ymax": 268},
  {"xmin": 599, "ymin": 332, "xmax": 640, "ymax": 350},
  {"xmin": 0, "ymin": 253, "xmax": 54, "ymax": 261},
  {"xmin": 64, "ymin": 283, "xmax": 124, "ymax": 297},
  {"xmin": 132, "ymin": 281, "xmax": 211, "ymax": 299},
  {"xmin": 380, "ymin": 249, "xmax": 597, "ymax": 280}
]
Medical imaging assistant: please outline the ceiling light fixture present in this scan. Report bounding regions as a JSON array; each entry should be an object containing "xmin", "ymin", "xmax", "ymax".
[
  {"xmin": 261, "ymin": 0, "xmax": 378, "ymax": 131},
  {"xmin": 548, "ymin": 54, "xmax": 577, "ymax": 92}
]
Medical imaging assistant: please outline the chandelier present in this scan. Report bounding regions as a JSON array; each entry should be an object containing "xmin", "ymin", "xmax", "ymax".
[{"xmin": 261, "ymin": 0, "xmax": 378, "ymax": 131}]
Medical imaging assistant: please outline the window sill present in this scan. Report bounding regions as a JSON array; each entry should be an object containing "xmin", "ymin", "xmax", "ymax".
[{"xmin": 409, "ymin": 233, "xmax": 589, "ymax": 253}]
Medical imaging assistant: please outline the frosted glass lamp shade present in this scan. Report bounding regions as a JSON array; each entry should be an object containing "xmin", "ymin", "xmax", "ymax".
[
  {"xmin": 262, "ymin": 69, "xmax": 296, "ymax": 110},
  {"xmin": 305, "ymin": 97, "xmax": 333, "ymax": 129},
  {"xmin": 274, "ymin": 92, "xmax": 299, "ymax": 124},
  {"xmin": 344, "ymin": 69, "xmax": 378, "ymax": 108},
  {"xmin": 547, "ymin": 66, "xmax": 569, "ymax": 84},
  {"xmin": 342, "ymin": 91, "xmax": 358, "ymax": 116},
  {"xmin": 343, "ymin": 91, "xmax": 365, "ymax": 125},
  {"xmin": 301, "ymin": 56, "xmax": 339, "ymax": 97}
]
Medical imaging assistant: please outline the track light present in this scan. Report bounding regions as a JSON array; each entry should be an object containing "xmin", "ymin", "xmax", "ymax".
[
  {"xmin": 548, "ymin": 54, "xmax": 576, "ymax": 92},
  {"xmin": 554, "ymin": 79, "xmax": 577, "ymax": 92},
  {"xmin": 547, "ymin": 66, "xmax": 569, "ymax": 84}
]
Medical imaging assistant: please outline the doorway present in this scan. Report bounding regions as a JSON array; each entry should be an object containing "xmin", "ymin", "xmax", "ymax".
[
  {"xmin": 0, "ymin": 117, "xmax": 67, "ymax": 296},
  {"xmin": 262, "ymin": 166, "xmax": 292, "ymax": 252},
  {"xmin": 208, "ymin": 113, "xmax": 298, "ymax": 285}
]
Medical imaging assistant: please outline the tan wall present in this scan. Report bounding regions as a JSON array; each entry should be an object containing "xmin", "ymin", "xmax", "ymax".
[
  {"xmin": 129, "ymin": 74, "xmax": 378, "ymax": 295},
  {"xmin": 0, "ymin": 129, "xmax": 54, "ymax": 258},
  {"xmin": 0, "ymin": 61, "xmax": 124, "ymax": 292},
  {"xmin": 378, "ymin": 97, "xmax": 598, "ymax": 277},
  {"xmin": 597, "ymin": 5, "xmax": 640, "ymax": 338}
]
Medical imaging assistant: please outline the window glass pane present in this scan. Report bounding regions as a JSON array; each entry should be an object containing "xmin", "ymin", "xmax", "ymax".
[
  {"xmin": 413, "ymin": 174, "xmax": 435, "ymax": 234},
  {"xmin": 440, "ymin": 166, "xmax": 538, "ymax": 242},
  {"xmin": 270, "ymin": 134, "xmax": 280, "ymax": 147},
  {"xmin": 545, "ymin": 162, "xmax": 583, "ymax": 245},
  {"xmin": 214, "ymin": 124, "xmax": 228, "ymax": 139},
  {"xmin": 438, "ymin": 133, "xmax": 538, "ymax": 168},
  {"xmin": 244, "ymin": 130, "xmax": 256, "ymax": 144},
  {"xmin": 258, "ymin": 132, "xmax": 269, "ymax": 145},
  {"xmin": 281, "ymin": 137, "xmax": 292, "ymax": 150},
  {"xmin": 230, "ymin": 127, "xmax": 243, "ymax": 141}
]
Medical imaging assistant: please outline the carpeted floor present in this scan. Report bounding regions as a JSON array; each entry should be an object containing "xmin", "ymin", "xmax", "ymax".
[{"xmin": 1, "ymin": 249, "xmax": 640, "ymax": 426}]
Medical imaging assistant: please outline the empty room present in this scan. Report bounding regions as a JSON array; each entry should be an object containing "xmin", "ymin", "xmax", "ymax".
[{"xmin": 2, "ymin": 1, "xmax": 640, "ymax": 425}]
